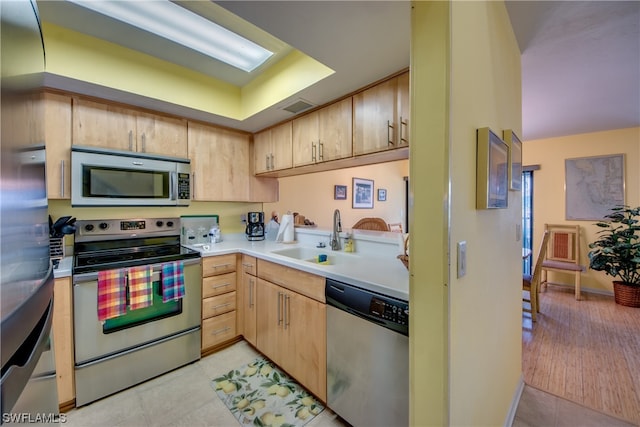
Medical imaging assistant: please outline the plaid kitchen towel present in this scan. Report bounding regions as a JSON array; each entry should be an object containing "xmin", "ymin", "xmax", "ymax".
[
  {"xmin": 128, "ymin": 265, "xmax": 153, "ymax": 310},
  {"xmin": 161, "ymin": 261, "xmax": 185, "ymax": 302},
  {"xmin": 97, "ymin": 268, "xmax": 126, "ymax": 322}
]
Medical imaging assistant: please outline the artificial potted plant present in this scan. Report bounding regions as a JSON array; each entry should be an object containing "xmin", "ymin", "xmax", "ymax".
[{"xmin": 588, "ymin": 205, "xmax": 640, "ymax": 307}]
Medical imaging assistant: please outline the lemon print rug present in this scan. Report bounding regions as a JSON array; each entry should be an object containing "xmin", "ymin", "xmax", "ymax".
[{"xmin": 212, "ymin": 356, "xmax": 324, "ymax": 427}]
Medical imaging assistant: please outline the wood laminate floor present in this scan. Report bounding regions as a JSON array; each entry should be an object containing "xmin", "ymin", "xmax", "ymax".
[{"xmin": 522, "ymin": 284, "xmax": 640, "ymax": 425}]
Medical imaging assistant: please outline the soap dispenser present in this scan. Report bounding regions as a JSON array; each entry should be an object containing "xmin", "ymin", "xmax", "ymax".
[{"xmin": 344, "ymin": 233, "xmax": 354, "ymax": 253}]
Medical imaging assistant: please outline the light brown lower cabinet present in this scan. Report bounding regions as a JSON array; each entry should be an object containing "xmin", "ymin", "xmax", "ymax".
[
  {"xmin": 201, "ymin": 255, "xmax": 239, "ymax": 353},
  {"xmin": 255, "ymin": 260, "xmax": 326, "ymax": 402},
  {"xmin": 52, "ymin": 277, "xmax": 74, "ymax": 408},
  {"xmin": 241, "ymin": 255, "xmax": 258, "ymax": 347}
]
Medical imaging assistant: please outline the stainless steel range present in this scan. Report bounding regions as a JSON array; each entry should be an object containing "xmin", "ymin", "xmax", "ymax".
[{"xmin": 72, "ymin": 217, "xmax": 202, "ymax": 406}]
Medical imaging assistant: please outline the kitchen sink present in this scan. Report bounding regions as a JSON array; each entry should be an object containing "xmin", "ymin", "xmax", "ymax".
[{"xmin": 271, "ymin": 247, "xmax": 357, "ymax": 265}]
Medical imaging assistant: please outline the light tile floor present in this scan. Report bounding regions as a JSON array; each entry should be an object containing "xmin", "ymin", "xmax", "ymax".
[
  {"xmin": 64, "ymin": 341, "xmax": 347, "ymax": 427},
  {"xmin": 63, "ymin": 340, "xmax": 635, "ymax": 427}
]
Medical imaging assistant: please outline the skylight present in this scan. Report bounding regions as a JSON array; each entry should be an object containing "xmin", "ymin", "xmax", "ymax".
[{"xmin": 66, "ymin": 0, "xmax": 274, "ymax": 72}]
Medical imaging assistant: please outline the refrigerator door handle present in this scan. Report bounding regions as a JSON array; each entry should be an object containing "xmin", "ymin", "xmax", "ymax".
[{"xmin": 0, "ymin": 297, "xmax": 54, "ymax": 416}]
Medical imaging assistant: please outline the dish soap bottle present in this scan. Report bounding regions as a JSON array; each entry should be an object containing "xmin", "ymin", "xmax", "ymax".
[{"xmin": 344, "ymin": 233, "xmax": 354, "ymax": 253}]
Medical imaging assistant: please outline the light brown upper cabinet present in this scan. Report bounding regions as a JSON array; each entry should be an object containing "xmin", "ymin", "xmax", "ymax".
[
  {"xmin": 188, "ymin": 122, "xmax": 251, "ymax": 201},
  {"xmin": 43, "ymin": 92, "xmax": 72, "ymax": 199},
  {"xmin": 292, "ymin": 97, "xmax": 352, "ymax": 167},
  {"xmin": 73, "ymin": 98, "xmax": 188, "ymax": 158},
  {"xmin": 254, "ymin": 121, "xmax": 293, "ymax": 174},
  {"xmin": 353, "ymin": 72, "xmax": 410, "ymax": 155}
]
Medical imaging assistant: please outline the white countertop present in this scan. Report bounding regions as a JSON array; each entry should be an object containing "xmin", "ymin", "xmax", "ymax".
[
  {"xmin": 188, "ymin": 231, "xmax": 409, "ymax": 301},
  {"xmin": 52, "ymin": 229, "xmax": 410, "ymax": 301}
]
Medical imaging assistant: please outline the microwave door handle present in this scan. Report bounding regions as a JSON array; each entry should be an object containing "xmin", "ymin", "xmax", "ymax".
[{"xmin": 170, "ymin": 171, "xmax": 177, "ymax": 201}]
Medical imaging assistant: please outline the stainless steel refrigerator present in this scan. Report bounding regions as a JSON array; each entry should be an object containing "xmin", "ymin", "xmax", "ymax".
[{"xmin": 1, "ymin": 0, "xmax": 59, "ymax": 424}]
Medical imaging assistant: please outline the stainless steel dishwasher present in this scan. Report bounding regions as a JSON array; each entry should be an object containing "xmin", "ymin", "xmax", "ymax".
[{"xmin": 326, "ymin": 278, "xmax": 409, "ymax": 427}]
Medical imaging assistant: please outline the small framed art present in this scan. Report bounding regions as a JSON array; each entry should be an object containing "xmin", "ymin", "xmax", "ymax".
[
  {"xmin": 353, "ymin": 177, "xmax": 374, "ymax": 209},
  {"xmin": 334, "ymin": 185, "xmax": 347, "ymax": 200},
  {"xmin": 503, "ymin": 129, "xmax": 522, "ymax": 191},
  {"xmin": 377, "ymin": 188, "xmax": 387, "ymax": 201},
  {"xmin": 476, "ymin": 127, "xmax": 509, "ymax": 209}
]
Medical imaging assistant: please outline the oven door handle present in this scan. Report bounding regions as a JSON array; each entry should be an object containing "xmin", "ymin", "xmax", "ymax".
[{"xmin": 73, "ymin": 258, "xmax": 200, "ymax": 284}]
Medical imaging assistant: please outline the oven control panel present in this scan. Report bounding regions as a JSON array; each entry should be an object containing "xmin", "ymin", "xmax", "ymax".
[{"xmin": 75, "ymin": 217, "xmax": 180, "ymax": 240}]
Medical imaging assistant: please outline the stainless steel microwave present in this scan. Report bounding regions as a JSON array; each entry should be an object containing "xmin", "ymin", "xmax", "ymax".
[{"xmin": 71, "ymin": 145, "xmax": 191, "ymax": 207}]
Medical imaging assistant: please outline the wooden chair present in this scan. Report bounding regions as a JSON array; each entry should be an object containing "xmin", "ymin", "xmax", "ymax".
[
  {"xmin": 352, "ymin": 217, "xmax": 390, "ymax": 231},
  {"xmin": 388, "ymin": 222, "xmax": 403, "ymax": 233},
  {"xmin": 524, "ymin": 231, "xmax": 550, "ymax": 321},
  {"xmin": 540, "ymin": 224, "xmax": 586, "ymax": 300}
]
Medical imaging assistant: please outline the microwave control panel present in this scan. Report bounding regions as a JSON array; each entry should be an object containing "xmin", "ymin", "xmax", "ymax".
[{"xmin": 177, "ymin": 172, "xmax": 190, "ymax": 200}]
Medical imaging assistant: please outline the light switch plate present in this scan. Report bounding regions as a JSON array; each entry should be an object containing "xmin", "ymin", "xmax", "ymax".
[{"xmin": 457, "ymin": 241, "xmax": 467, "ymax": 278}]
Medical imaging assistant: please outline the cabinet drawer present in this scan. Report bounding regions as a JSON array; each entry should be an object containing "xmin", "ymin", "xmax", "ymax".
[
  {"xmin": 202, "ymin": 311, "xmax": 236, "ymax": 349},
  {"xmin": 241, "ymin": 255, "xmax": 257, "ymax": 276},
  {"xmin": 202, "ymin": 272, "xmax": 237, "ymax": 298},
  {"xmin": 203, "ymin": 291, "xmax": 236, "ymax": 318},
  {"xmin": 203, "ymin": 254, "xmax": 236, "ymax": 277},
  {"xmin": 257, "ymin": 259, "xmax": 325, "ymax": 303}
]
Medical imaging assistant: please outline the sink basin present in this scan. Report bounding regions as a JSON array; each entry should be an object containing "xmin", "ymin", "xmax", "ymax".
[{"xmin": 271, "ymin": 247, "xmax": 356, "ymax": 265}]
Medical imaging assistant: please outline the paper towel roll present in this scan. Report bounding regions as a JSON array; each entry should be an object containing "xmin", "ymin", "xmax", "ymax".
[{"xmin": 276, "ymin": 214, "xmax": 295, "ymax": 243}]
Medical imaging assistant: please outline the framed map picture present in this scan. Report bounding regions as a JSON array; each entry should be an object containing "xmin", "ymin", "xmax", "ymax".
[{"xmin": 565, "ymin": 154, "xmax": 625, "ymax": 220}]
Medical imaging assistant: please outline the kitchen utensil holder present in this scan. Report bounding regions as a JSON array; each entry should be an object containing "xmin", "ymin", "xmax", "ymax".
[{"xmin": 50, "ymin": 237, "xmax": 64, "ymax": 261}]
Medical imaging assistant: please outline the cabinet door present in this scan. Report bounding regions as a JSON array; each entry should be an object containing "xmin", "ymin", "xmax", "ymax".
[
  {"xmin": 353, "ymin": 77, "xmax": 398, "ymax": 155},
  {"xmin": 253, "ymin": 129, "xmax": 272, "ymax": 174},
  {"xmin": 283, "ymin": 291, "xmax": 327, "ymax": 401},
  {"xmin": 44, "ymin": 92, "xmax": 72, "ymax": 199},
  {"xmin": 136, "ymin": 113, "xmax": 188, "ymax": 158},
  {"xmin": 397, "ymin": 72, "xmax": 410, "ymax": 147},
  {"xmin": 270, "ymin": 122, "xmax": 293, "ymax": 171},
  {"xmin": 292, "ymin": 112, "xmax": 319, "ymax": 167},
  {"xmin": 318, "ymin": 97, "xmax": 352, "ymax": 162},
  {"xmin": 73, "ymin": 98, "xmax": 137, "ymax": 151},
  {"xmin": 242, "ymin": 271, "xmax": 257, "ymax": 347},
  {"xmin": 188, "ymin": 122, "xmax": 250, "ymax": 201},
  {"xmin": 256, "ymin": 278, "xmax": 284, "ymax": 363},
  {"xmin": 52, "ymin": 277, "xmax": 75, "ymax": 405}
]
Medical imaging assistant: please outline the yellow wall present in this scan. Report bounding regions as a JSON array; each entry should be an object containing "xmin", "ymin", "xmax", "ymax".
[
  {"xmin": 41, "ymin": 23, "xmax": 333, "ymax": 121},
  {"xmin": 523, "ymin": 127, "xmax": 640, "ymax": 293},
  {"xmin": 411, "ymin": 1, "xmax": 523, "ymax": 425},
  {"xmin": 263, "ymin": 160, "xmax": 408, "ymax": 229}
]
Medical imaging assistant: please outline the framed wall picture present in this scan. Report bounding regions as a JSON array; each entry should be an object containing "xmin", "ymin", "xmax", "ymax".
[
  {"xmin": 334, "ymin": 185, "xmax": 347, "ymax": 200},
  {"xmin": 565, "ymin": 154, "xmax": 625, "ymax": 220},
  {"xmin": 503, "ymin": 129, "xmax": 522, "ymax": 191},
  {"xmin": 377, "ymin": 188, "xmax": 387, "ymax": 201},
  {"xmin": 352, "ymin": 177, "xmax": 374, "ymax": 209},
  {"xmin": 476, "ymin": 127, "xmax": 509, "ymax": 209}
]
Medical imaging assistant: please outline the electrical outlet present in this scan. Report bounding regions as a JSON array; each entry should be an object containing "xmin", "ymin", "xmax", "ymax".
[
  {"xmin": 240, "ymin": 214, "xmax": 247, "ymax": 223},
  {"xmin": 457, "ymin": 241, "xmax": 467, "ymax": 278}
]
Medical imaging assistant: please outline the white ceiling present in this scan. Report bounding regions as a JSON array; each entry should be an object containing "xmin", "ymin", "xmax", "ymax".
[{"xmin": 37, "ymin": 1, "xmax": 640, "ymax": 140}]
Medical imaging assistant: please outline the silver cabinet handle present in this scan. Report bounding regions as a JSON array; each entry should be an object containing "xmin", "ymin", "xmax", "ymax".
[
  {"xmin": 141, "ymin": 133, "xmax": 146, "ymax": 152},
  {"xmin": 284, "ymin": 294, "xmax": 290, "ymax": 329},
  {"xmin": 277, "ymin": 291, "xmax": 283, "ymax": 325},
  {"xmin": 400, "ymin": 116, "xmax": 408, "ymax": 144},
  {"xmin": 387, "ymin": 120, "xmax": 395, "ymax": 146},
  {"xmin": 319, "ymin": 141, "xmax": 324, "ymax": 161},
  {"xmin": 242, "ymin": 262, "xmax": 254, "ymax": 269},
  {"xmin": 60, "ymin": 159, "xmax": 65, "ymax": 197},
  {"xmin": 212, "ymin": 283, "xmax": 232, "ymax": 289},
  {"xmin": 128, "ymin": 130, "xmax": 133, "ymax": 151},
  {"xmin": 192, "ymin": 172, "xmax": 196, "ymax": 199},
  {"xmin": 211, "ymin": 327, "xmax": 231, "ymax": 336},
  {"xmin": 270, "ymin": 153, "xmax": 275, "ymax": 170},
  {"xmin": 212, "ymin": 302, "xmax": 231, "ymax": 310},
  {"xmin": 211, "ymin": 263, "xmax": 232, "ymax": 270},
  {"xmin": 265, "ymin": 154, "xmax": 270, "ymax": 170},
  {"xmin": 248, "ymin": 279, "xmax": 254, "ymax": 308},
  {"xmin": 311, "ymin": 142, "xmax": 316, "ymax": 162}
]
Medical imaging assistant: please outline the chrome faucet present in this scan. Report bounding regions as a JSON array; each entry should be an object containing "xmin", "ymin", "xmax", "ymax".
[{"xmin": 330, "ymin": 209, "xmax": 342, "ymax": 250}]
